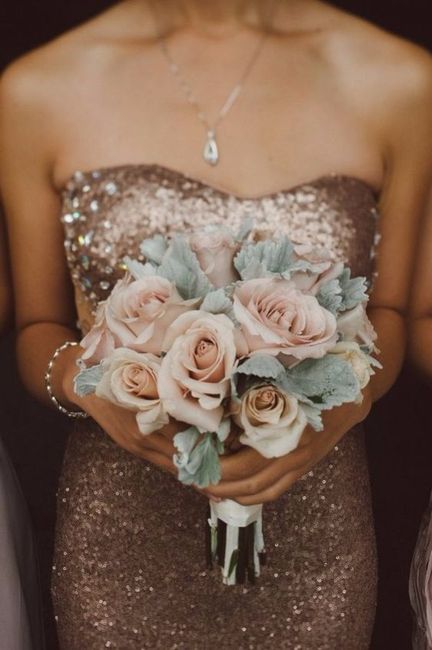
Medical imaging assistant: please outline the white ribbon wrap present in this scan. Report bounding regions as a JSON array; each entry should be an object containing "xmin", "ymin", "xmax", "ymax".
[{"xmin": 209, "ymin": 499, "xmax": 265, "ymax": 585}]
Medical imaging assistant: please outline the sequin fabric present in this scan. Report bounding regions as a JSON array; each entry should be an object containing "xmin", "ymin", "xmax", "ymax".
[{"xmin": 53, "ymin": 164, "xmax": 379, "ymax": 649}]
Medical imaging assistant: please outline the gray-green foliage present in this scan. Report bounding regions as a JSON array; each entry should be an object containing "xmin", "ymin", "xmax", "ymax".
[
  {"xmin": 157, "ymin": 236, "xmax": 213, "ymax": 300},
  {"xmin": 279, "ymin": 355, "xmax": 360, "ymax": 410},
  {"xmin": 200, "ymin": 289, "xmax": 235, "ymax": 319},
  {"xmin": 74, "ymin": 363, "xmax": 104, "ymax": 397},
  {"xmin": 173, "ymin": 428, "xmax": 223, "ymax": 488},
  {"xmin": 234, "ymin": 236, "xmax": 295, "ymax": 279}
]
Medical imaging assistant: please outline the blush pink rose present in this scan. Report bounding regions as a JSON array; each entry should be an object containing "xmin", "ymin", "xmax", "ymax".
[
  {"xmin": 233, "ymin": 278, "xmax": 338, "ymax": 360},
  {"xmin": 233, "ymin": 384, "xmax": 307, "ymax": 458},
  {"xmin": 189, "ymin": 228, "xmax": 239, "ymax": 288},
  {"xmin": 103, "ymin": 275, "xmax": 196, "ymax": 355},
  {"xmin": 158, "ymin": 311, "xmax": 244, "ymax": 433},
  {"xmin": 80, "ymin": 301, "xmax": 116, "ymax": 366},
  {"xmin": 291, "ymin": 243, "xmax": 343, "ymax": 293},
  {"xmin": 96, "ymin": 348, "xmax": 168, "ymax": 435}
]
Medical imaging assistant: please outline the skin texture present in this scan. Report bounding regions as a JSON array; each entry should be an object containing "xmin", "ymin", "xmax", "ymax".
[
  {"xmin": 409, "ymin": 190, "xmax": 432, "ymax": 381},
  {"xmin": 1, "ymin": 0, "xmax": 432, "ymax": 504},
  {"xmin": 0, "ymin": 211, "xmax": 12, "ymax": 336}
]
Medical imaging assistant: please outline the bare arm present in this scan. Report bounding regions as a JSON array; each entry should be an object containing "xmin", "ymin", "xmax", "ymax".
[
  {"xmin": 0, "ymin": 56, "xmax": 178, "ymax": 473},
  {"xmin": 0, "ymin": 207, "xmax": 13, "ymax": 335},
  {"xmin": 408, "ymin": 190, "xmax": 432, "ymax": 381}
]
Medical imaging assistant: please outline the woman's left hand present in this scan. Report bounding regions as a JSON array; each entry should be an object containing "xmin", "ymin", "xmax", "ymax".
[{"xmin": 207, "ymin": 387, "xmax": 373, "ymax": 505}]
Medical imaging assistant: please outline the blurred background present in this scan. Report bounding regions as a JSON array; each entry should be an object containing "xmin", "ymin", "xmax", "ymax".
[{"xmin": 0, "ymin": 1, "xmax": 431, "ymax": 648}]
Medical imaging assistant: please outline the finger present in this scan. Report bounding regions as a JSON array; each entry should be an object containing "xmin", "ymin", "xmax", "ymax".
[
  {"xmin": 220, "ymin": 448, "xmax": 270, "ymax": 481},
  {"xmin": 234, "ymin": 468, "xmax": 302, "ymax": 505},
  {"xmin": 233, "ymin": 432, "xmax": 343, "ymax": 505},
  {"xmin": 138, "ymin": 432, "xmax": 176, "ymax": 456},
  {"xmin": 210, "ymin": 443, "xmax": 316, "ymax": 498}
]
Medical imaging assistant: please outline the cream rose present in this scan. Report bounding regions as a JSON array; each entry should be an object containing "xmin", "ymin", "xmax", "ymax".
[
  {"xmin": 234, "ymin": 384, "xmax": 307, "ymax": 458},
  {"xmin": 158, "ymin": 311, "xmax": 240, "ymax": 433},
  {"xmin": 330, "ymin": 341, "xmax": 373, "ymax": 389},
  {"xmin": 96, "ymin": 348, "xmax": 168, "ymax": 434},
  {"xmin": 189, "ymin": 227, "xmax": 239, "ymax": 288},
  {"xmin": 104, "ymin": 275, "xmax": 196, "ymax": 355},
  {"xmin": 233, "ymin": 278, "xmax": 337, "ymax": 360},
  {"xmin": 337, "ymin": 303, "xmax": 377, "ymax": 350}
]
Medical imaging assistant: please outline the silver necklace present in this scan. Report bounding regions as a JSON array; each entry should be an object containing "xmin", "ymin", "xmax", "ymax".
[{"xmin": 158, "ymin": 32, "xmax": 267, "ymax": 166}]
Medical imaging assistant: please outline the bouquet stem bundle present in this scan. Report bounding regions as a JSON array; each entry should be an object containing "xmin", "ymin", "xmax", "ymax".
[{"xmin": 207, "ymin": 500, "xmax": 265, "ymax": 585}]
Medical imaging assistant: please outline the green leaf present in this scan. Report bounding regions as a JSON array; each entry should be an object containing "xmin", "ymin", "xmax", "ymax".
[
  {"xmin": 235, "ymin": 217, "xmax": 254, "ymax": 242},
  {"xmin": 301, "ymin": 404, "xmax": 324, "ymax": 431},
  {"xmin": 140, "ymin": 234, "xmax": 168, "ymax": 265},
  {"xmin": 201, "ymin": 289, "xmax": 235, "ymax": 318},
  {"xmin": 338, "ymin": 269, "xmax": 368, "ymax": 311},
  {"xmin": 228, "ymin": 549, "xmax": 239, "ymax": 578},
  {"xmin": 316, "ymin": 278, "xmax": 343, "ymax": 314},
  {"xmin": 74, "ymin": 363, "xmax": 104, "ymax": 397},
  {"xmin": 216, "ymin": 418, "xmax": 231, "ymax": 443},
  {"xmin": 235, "ymin": 354, "xmax": 286, "ymax": 381},
  {"xmin": 123, "ymin": 257, "xmax": 157, "ymax": 280},
  {"xmin": 174, "ymin": 431, "xmax": 222, "ymax": 488},
  {"xmin": 278, "ymin": 355, "xmax": 360, "ymax": 410},
  {"xmin": 158, "ymin": 236, "xmax": 213, "ymax": 300},
  {"xmin": 234, "ymin": 236, "xmax": 295, "ymax": 279}
]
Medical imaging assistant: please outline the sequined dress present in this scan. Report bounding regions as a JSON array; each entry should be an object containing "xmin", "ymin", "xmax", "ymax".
[{"xmin": 53, "ymin": 165, "xmax": 379, "ymax": 649}]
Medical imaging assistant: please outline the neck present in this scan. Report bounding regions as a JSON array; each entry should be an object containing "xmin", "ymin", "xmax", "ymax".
[{"xmin": 150, "ymin": 0, "xmax": 278, "ymax": 36}]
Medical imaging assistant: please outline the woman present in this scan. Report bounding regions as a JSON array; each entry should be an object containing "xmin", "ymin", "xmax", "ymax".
[
  {"xmin": 409, "ymin": 191, "xmax": 432, "ymax": 649},
  {"xmin": 0, "ymin": 212, "xmax": 44, "ymax": 649},
  {"xmin": 1, "ymin": 0, "xmax": 431, "ymax": 647}
]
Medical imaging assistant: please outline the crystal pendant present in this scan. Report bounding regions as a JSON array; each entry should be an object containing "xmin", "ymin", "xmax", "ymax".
[{"xmin": 203, "ymin": 130, "xmax": 219, "ymax": 166}]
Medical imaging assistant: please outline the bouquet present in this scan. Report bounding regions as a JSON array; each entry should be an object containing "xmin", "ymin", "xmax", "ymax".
[{"xmin": 74, "ymin": 221, "xmax": 380, "ymax": 585}]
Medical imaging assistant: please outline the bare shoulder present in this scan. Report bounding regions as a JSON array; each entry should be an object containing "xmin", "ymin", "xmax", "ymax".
[
  {"xmin": 0, "ymin": 1, "xmax": 150, "ymax": 112},
  {"xmin": 319, "ymin": 4, "xmax": 432, "ymax": 116}
]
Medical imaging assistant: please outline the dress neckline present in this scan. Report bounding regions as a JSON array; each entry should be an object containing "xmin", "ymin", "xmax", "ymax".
[{"xmin": 61, "ymin": 163, "xmax": 381, "ymax": 204}]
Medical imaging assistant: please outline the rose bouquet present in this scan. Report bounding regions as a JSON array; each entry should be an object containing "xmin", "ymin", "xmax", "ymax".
[{"xmin": 74, "ymin": 222, "xmax": 380, "ymax": 585}]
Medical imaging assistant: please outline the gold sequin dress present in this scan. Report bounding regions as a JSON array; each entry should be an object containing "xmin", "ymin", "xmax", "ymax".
[{"xmin": 53, "ymin": 165, "xmax": 379, "ymax": 649}]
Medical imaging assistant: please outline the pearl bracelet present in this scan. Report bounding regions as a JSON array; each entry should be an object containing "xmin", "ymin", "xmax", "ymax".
[{"xmin": 45, "ymin": 341, "xmax": 89, "ymax": 419}]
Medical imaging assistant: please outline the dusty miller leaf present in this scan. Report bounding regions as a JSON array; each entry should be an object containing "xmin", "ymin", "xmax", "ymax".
[
  {"xmin": 200, "ymin": 289, "xmax": 235, "ymax": 318},
  {"xmin": 174, "ymin": 430, "xmax": 222, "ymax": 488},
  {"xmin": 235, "ymin": 354, "xmax": 286, "ymax": 381},
  {"xmin": 234, "ymin": 236, "xmax": 295, "ymax": 279},
  {"xmin": 123, "ymin": 257, "xmax": 157, "ymax": 280},
  {"xmin": 158, "ymin": 236, "xmax": 213, "ymax": 300},
  {"xmin": 140, "ymin": 235, "xmax": 168, "ymax": 265},
  {"xmin": 278, "ymin": 355, "xmax": 360, "ymax": 410},
  {"xmin": 74, "ymin": 363, "xmax": 104, "ymax": 397},
  {"xmin": 338, "ymin": 269, "xmax": 368, "ymax": 311},
  {"xmin": 235, "ymin": 217, "xmax": 254, "ymax": 242},
  {"xmin": 316, "ymin": 278, "xmax": 343, "ymax": 315}
]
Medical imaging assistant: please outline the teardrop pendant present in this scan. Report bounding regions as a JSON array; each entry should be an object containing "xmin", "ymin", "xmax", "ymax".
[{"xmin": 203, "ymin": 130, "xmax": 219, "ymax": 166}]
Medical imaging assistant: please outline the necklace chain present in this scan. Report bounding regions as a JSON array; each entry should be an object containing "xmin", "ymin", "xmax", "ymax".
[{"xmin": 157, "ymin": 30, "xmax": 267, "ymax": 165}]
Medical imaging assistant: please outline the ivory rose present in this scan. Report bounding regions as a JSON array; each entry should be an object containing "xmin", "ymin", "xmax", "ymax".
[
  {"xmin": 189, "ymin": 227, "xmax": 239, "ymax": 288},
  {"xmin": 329, "ymin": 341, "xmax": 373, "ymax": 389},
  {"xmin": 337, "ymin": 303, "xmax": 377, "ymax": 350},
  {"xmin": 80, "ymin": 300, "xmax": 116, "ymax": 366},
  {"xmin": 234, "ymin": 384, "xmax": 307, "ymax": 458},
  {"xmin": 96, "ymin": 348, "xmax": 168, "ymax": 434},
  {"xmin": 233, "ymin": 278, "xmax": 338, "ymax": 360},
  {"xmin": 103, "ymin": 275, "xmax": 196, "ymax": 355},
  {"xmin": 158, "ymin": 311, "xmax": 244, "ymax": 432}
]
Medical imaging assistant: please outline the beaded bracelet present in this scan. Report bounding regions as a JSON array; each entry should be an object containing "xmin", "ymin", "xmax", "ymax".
[{"xmin": 45, "ymin": 341, "xmax": 89, "ymax": 419}]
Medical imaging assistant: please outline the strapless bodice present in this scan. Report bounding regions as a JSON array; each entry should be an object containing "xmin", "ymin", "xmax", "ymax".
[{"xmin": 60, "ymin": 164, "xmax": 380, "ymax": 329}]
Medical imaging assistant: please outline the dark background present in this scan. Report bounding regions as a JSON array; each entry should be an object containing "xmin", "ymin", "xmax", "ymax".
[{"xmin": 0, "ymin": 2, "xmax": 431, "ymax": 649}]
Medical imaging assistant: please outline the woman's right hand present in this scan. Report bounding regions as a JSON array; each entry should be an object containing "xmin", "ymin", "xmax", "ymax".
[{"xmin": 61, "ymin": 346, "xmax": 179, "ymax": 476}]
